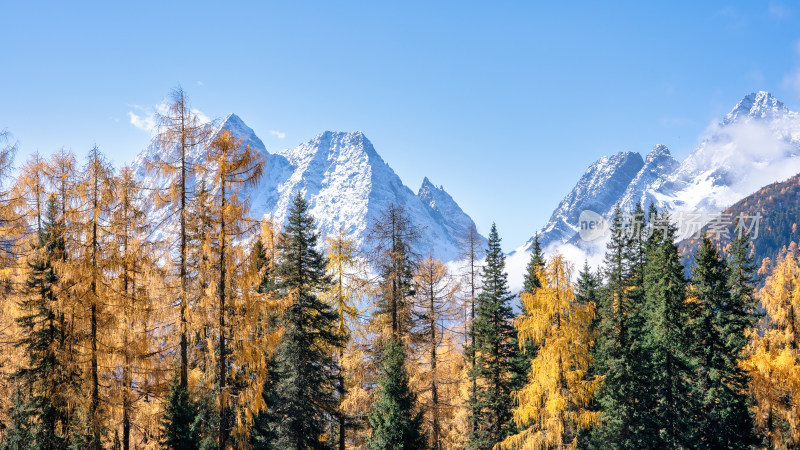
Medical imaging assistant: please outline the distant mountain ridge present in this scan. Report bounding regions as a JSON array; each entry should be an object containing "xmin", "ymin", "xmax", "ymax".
[
  {"xmin": 133, "ymin": 115, "xmax": 486, "ymax": 261},
  {"xmin": 520, "ymin": 91, "xmax": 800, "ymax": 255},
  {"xmin": 678, "ymin": 172, "xmax": 800, "ymax": 272}
]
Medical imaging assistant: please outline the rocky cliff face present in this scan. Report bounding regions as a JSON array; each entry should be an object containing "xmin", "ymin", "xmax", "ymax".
[{"xmin": 133, "ymin": 115, "xmax": 484, "ymax": 261}]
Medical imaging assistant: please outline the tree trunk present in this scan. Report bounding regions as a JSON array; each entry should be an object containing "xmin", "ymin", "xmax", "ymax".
[
  {"xmin": 218, "ymin": 174, "xmax": 228, "ymax": 449},
  {"xmin": 179, "ymin": 96, "xmax": 189, "ymax": 389}
]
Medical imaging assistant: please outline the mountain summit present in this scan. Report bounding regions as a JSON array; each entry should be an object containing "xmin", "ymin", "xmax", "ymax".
[
  {"xmin": 134, "ymin": 122, "xmax": 483, "ymax": 261},
  {"xmin": 521, "ymin": 91, "xmax": 800, "ymax": 256},
  {"xmin": 723, "ymin": 91, "xmax": 788, "ymax": 125}
]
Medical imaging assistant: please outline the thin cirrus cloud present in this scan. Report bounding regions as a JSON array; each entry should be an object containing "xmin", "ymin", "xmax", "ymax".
[{"xmin": 270, "ymin": 130, "xmax": 286, "ymax": 139}]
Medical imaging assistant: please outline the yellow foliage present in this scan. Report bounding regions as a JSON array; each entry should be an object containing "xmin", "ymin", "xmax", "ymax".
[
  {"xmin": 410, "ymin": 256, "xmax": 465, "ymax": 449},
  {"xmin": 744, "ymin": 244, "xmax": 800, "ymax": 448},
  {"xmin": 497, "ymin": 254, "xmax": 601, "ymax": 450}
]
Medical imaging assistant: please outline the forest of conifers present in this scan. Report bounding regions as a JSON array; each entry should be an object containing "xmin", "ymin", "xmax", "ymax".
[{"xmin": 2, "ymin": 89, "xmax": 800, "ymax": 450}]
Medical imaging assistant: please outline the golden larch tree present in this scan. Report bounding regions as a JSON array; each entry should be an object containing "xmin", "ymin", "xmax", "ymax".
[
  {"xmin": 325, "ymin": 228, "xmax": 365, "ymax": 450},
  {"xmin": 199, "ymin": 128, "xmax": 267, "ymax": 448},
  {"xmin": 412, "ymin": 256, "xmax": 462, "ymax": 450},
  {"xmin": 498, "ymin": 254, "xmax": 600, "ymax": 450},
  {"xmin": 145, "ymin": 87, "xmax": 211, "ymax": 389},
  {"xmin": 743, "ymin": 242, "xmax": 800, "ymax": 448},
  {"xmin": 107, "ymin": 166, "xmax": 169, "ymax": 450},
  {"xmin": 73, "ymin": 145, "xmax": 116, "ymax": 448}
]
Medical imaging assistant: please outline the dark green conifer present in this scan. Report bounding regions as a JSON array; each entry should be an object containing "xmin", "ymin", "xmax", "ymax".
[
  {"xmin": 590, "ymin": 206, "xmax": 650, "ymax": 448},
  {"xmin": 250, "ymin": 237, "xmax": 280, "ymax": 449},
  {"xmin": 262, "ymin": 193, "xmax": 344, "ymax": 449},
  {"xmin": 2, "ymin": 387, "xmax": 33, "ymax": 450},
  {"xmin": 690, "ymin": 235, "xmax": 757, "ymax": 448},
  {"xmin": 10, "ymin": 196, "xmax": 80, "ymax": 450},
  {"xmin": 466, "ymin": 224, "xmax": 525, "ymax": 449},
  {"xmin": 522, "ymin": 233, "xmax": 544, "ymax": 294},
  {"xmin": 366, "ymin": 339, "xmax": 427, "ymax": 450},
  {"xmin": 640, "ymin": 210, "xmax": 695, "ymax": 447},
  {"xmin": 160, "ymin": 372, "xmax": 199, "ymax": 450}
]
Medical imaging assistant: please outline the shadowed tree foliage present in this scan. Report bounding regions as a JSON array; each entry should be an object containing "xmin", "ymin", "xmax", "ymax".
[
  {"xmin": 367, "ymin": 339, "xmax": 427, "ymax": 450},
  {"xmin": 465, "ymin": 224, "xmax": 525, "ymax": 449},
  {"xmin": 262, "ymin": 193, "xmax": 344, "ymax": 449}
]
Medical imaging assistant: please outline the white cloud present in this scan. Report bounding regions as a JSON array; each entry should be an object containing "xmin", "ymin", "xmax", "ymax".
[
  {"xmin": 270, "ymin": 130, "xmax": 286, "ymax": 139},
  {"xmin": 690, "ymin": 118, "xmax": 800, "ymax": 205},
  {"xmin": 192, "ymin": 108, "xmax": 212, "ymax": 126},
  {"xmin": 197, "ymin": 81, "xmax": 204, "ymax": 86},
  {"xmin": 128, "ymin": 111, "xmax": 156, "ymax": 132}
]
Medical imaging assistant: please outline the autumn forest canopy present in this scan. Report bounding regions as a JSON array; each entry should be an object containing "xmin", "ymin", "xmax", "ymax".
[{"xmin": 2, "ymin": 89, "xmax": 800, "ymax": 449}]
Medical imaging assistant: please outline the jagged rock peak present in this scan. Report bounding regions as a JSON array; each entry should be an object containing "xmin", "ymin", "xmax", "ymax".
[
  {"xmin": 647, "ymin": 144, "xmax": 671, "ymax": 160},
  {"xmin": 723, "ymin": 91, "xmax": 788, "ymax": 125},
  {"xmin": 418, "ymin": 176, "xmax": 443, "ymax": 197},
  {"xmin": 216, "ymin": 113, "xmax": 267, "ymax": 152},
  {"xmin": 281, "ymin": 130, "xmax": 385, "ymax": 166},
  {"xmin": 418, "ymin": 176, "xmax": 452, "ymax": 210}
]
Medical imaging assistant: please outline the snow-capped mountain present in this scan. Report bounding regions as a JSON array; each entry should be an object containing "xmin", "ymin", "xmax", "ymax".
[
  {"xmin": 616, "ymin": 144, "xmax": 680, "ymax": 213},
  {"xmin": 418, "ymin": 177, "xmax": 487, "ymax": 251},
  {"xmin": 133, "ymin": 114, "xmax": 483, "ymax": 261},
  {"xmin": 531, "ymin": 151, "xmax": 644, "ymax": 249},
  {"xmin": 512, "ymin": 91, "xmax": 800, "ymax": 283}
]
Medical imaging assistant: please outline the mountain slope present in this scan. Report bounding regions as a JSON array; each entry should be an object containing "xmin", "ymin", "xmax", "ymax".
[
  {"xmin": 134, "ymin": 116, "xmax": 483, "ymax": 261},
  {"xmin": 678, "ymin": 172, "xmax": 800, "ymax": 271},
  {"xmin": 616, "ymin": 144, "xmax": 680, "ymax": 212},
  {"xmin": 522, "ymin": 91, "xmax": 800, "ymax": 254},
  {"xmin": 530, "ymin": 151, "xmax": 644, "ymax": 250},
  {"xmin": 418, "ymin": 177, "xmax": 487, "ymax": 251}
]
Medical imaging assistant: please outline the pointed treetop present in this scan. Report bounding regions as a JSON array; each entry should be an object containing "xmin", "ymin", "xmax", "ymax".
[{"xmin": 523, "ymin": 233, "xmax": 545, "ymax": 294}]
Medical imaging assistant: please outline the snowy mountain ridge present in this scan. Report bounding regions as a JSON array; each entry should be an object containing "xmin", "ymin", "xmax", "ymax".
[
  {"xmin": 133, "ymin": 116, "xmax": 485, "ymax": 261},
  {"xmin": 510, "ymin": 91, "xmax": 800, "ymax": 288}
]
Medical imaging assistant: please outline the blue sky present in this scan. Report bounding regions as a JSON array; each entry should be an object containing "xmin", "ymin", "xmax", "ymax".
[{"xmin": 3, "ymin": 1, "xmax": 800, "ymax": 250}]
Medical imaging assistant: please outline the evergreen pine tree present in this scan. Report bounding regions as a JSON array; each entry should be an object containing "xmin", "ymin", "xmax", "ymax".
[
  {"xmin": 591, "ymin": 206, "xmax": 650, "ymax": 448},
  {"xmin": 575, "ymin": 261, "xmax": 601, "ymax": 449},
  {"xmin": 249, "ymin": 237, "xmax": 279, "ymax": 449},
  {"xmin": 522, "ymin": 233, "xmax": 544, "ymax": 294},
  {"xmin": 264, "ymin": 193, "xmax": 344, "ymax": 448},
  {"xmin": 249, "ymin": 220, "xmax": 284, "ymax": 449},
  {"xmin": 466, "ymin": 224, "xmax": 525, "ymax": 449},
  {"xmin": 366, "ymin": 339, "xmax": 427, "ymax": 450},
  {"xmin": 575, "ymin": 260, "xmax": 601, "ymax": 348},
  {"xmin": 2, "ymin": 387, "xmax": 33, "ymax": 450},
  {"xmin": 11, "ymin": 195, "xmax": 77, "ymax": 450},
  {"xmin": 640, "ymin": 211, "xmax": 695, "ymax": 447},
  {"xmin": 575, "ymin": 261, "xmax": 599, "ymax": 305},
  {"xmin": 161, "ymin": 373, "xmax": 200, "ymax": 450},
  {"xmin": 516, "ymin": 233, "xmax": 545, "ymax": 378},
  {"xmin": 690, "ymin": 235, "xmax": 758, "ymax": 448}
]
